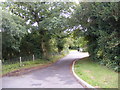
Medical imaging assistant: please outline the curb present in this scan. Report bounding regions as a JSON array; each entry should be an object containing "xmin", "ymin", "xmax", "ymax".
[{"xmin": 72, "ymin": 59, "xmax": 95, "ymax": 88}]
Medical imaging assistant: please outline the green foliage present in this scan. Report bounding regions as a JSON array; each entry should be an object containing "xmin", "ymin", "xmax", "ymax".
[
  {"xmin": 2, "ymin": 2, "xmax": 119, "ymax": 72},
  {"xmin": 2, "ymin": 2, "xmax": 73, "ymax": 60},
  {"xmin": 20, "ymin": 30, "xmax": 42, "ymax": 56},
  {"xmin": 72, "ymin": 2, "xmax": 120, "ymax": 72},
  {"xmin": 2, "ymin": 10, "xmax": 27, "ymax": 60}
]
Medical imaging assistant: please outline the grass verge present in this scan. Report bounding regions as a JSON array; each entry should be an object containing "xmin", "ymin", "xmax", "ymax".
[
  {"xmin": 2, "ymin": 54, "xmax": 65, "ymax": 75},
  {"xmin": 74, "ymin": 57, "xmax": 118, "ymax": 88}
]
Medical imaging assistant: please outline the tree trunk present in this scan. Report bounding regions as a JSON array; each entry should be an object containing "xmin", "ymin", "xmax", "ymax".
[{"xmin": 41, "ymin": 39, "xmax": 48, "ymax": 59}]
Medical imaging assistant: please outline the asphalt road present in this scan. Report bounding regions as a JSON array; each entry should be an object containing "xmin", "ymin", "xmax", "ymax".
[{"xmin": 2, "ymin": 51, "xmax": 89, "ymax": 88}]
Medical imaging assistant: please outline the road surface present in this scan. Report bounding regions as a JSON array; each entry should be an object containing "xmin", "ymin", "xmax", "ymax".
[{"xmin": 2, "ymin": 51, "xmax": 89, "ymax": 88}]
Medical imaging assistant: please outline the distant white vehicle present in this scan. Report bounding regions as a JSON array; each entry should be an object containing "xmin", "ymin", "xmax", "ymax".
[
  {"xmin": 78, "ymin": 48, "xmax": 83, "ymax": 52},
  {"xmin": 80, "ymin": 48, "xmax": 83, "ymax": 52}
]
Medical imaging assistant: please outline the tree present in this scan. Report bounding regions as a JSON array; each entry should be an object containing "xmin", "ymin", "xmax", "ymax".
[
  {"xmin": 71, "ymin": 2, "xmax": 120, "ymax": 72},
  {"xmin": 8, "ymin": 2, "xmax": 73, "ymax": 58},
  {"xmin": 2, "ymin": 10, "xmax": 27, "ymax": 60}
]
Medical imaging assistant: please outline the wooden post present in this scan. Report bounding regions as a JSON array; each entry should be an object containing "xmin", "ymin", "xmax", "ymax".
[
  {"xmin": 33, "ymin": 54, "xmax": 35, "ymax": 61},
  {"xmin": 20, "ymin": 57, "xmax": 22, "ymax": 66}
]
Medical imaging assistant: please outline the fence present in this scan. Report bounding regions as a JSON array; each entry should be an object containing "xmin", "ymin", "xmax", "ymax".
[
  {"xmin": 2, "ymin": 48, "xmax": 70, "ymax": 66},
  {"xmin": 2, "ymin": 53, "xmax": 44, "ymax": 65},
  {"xmin": 2, "ymin": 51, "xmax": 68, "ymax": 65}
]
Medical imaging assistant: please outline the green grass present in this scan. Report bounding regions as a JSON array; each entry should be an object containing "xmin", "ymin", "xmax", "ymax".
[
  {"xmin": 74, "ymin": 57, "xmax": 118, "ymax": 88},
  {"xmin": 2, "ymin": 54, "xmax": 65, "ymax": 75}
]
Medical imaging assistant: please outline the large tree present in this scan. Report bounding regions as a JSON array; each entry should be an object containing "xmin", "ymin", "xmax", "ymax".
[
  {"xmin": 71, "ymin": 2, "xmax": 120, "ymax": 72},
  {"xmin": 5, "ymin": 2, "xmax": 74, "ymax": 59}
]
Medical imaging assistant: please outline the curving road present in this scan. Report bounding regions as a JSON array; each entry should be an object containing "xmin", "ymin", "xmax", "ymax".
[{"xmin": 2, "ymin": 51, "xmax": 89, "ymax": 88}]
